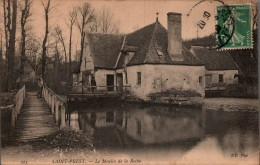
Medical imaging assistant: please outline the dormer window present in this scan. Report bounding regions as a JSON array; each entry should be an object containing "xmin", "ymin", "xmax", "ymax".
[
  {"xmin": 123, "ymin": 51, "xmax": 136, "ymax": 66},
  {"xmin": 121, "ymin": 46, "xmax": 137, "ymax": 66}
]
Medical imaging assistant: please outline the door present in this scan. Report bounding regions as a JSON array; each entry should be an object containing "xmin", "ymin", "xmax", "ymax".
[
  {"xmin": 205, "ymin": 74, "xmax": 212, "ymax": 88},
  {"xmin": 117, "ymin": 73, "xmax": 123, "ymax": 91},
  {"xmin": 107, "ymin": 75, "xmax": 114, "ymax": 91}
]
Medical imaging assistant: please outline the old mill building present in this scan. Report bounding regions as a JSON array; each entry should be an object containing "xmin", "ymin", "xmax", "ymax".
[{"xmin": 73, "ymin": 12, "xmax": 238, "ymax": 100}]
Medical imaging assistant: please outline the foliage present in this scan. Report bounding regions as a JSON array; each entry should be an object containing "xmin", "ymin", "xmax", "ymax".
[
  {"xmin": 222, "ymin": 84, "xmax": 258, "ymax": 98},
  {"xmin": 0, "ymin": 92, "xmax": 16, "ymax": 106},
  {"xmin": 149, "ymin": 88, "xmax": 202, "ymax": 98},
  {"xmin": 0, "ymin": 62, "xmax": 8, "ymax": 92}
]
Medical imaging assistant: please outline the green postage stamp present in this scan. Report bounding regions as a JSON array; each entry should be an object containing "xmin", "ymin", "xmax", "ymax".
[{"xmin": 216, "ymin": 4, "xmax": 252, "ymax": 49}]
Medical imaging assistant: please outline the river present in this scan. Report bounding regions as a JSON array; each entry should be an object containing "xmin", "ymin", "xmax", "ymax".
[{"xmin": 58, "ymin": 101, "xmax": 259, "ymax": 164}]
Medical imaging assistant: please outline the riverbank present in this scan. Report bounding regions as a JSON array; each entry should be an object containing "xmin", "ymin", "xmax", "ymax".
[
  {"xmin": 1, "ymin": 128, "xmax": 96, "ymax": 163},
  {"xmin": 203, "ymin": 98, "xmax": 258, "ymax": 112}
]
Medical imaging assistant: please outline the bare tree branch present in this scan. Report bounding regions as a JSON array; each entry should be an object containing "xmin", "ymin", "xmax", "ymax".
[
  {"xmin": 66, "ymin": 6, "xmax": 77, "ymax": 84},
  {"xmin": 54, "ymin": 25, "xmax": 68, "ymax": 78},
  {"xmin": 90, "ymin": 6, "xmax": 120, "ymax": 33},
  {"xmin": 41, "ymin": 0, "xmax": 51, "ymax": 80},
  {"xmin": 76, "ymin": 2, "xmax": 94, "ymax": 70},
  {"xmin": 19, "ymin": 0, "xmax": 33, "ymax": 86}
]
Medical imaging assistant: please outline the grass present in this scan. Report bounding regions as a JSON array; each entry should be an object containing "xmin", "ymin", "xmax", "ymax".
[
  {"xmin": 13, "ymin": 128, "xmax": 95, "ymax": 153},
  {"xmin": 0, "ymin": 92, "xmax": 16, "ymax": 106},
  {"xmin": 2, "ymin": 129, "xmax": 96, "ymax": 162},
  {"xmin": 149, "ymin": 88, "xmax": 202, "ymax": 98}
]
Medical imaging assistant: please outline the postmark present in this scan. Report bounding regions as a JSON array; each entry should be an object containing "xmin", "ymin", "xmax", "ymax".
[
  {"xmin": 216, "ymin": 4, "xmax": 252, "ymax": 50},
  {"xmin": 186, "ymin": 0, "xmax": 253, "ymax": 50},
  {"xmin": 186, "ymin": 0, "xmax": 235, "ymax": 49}
]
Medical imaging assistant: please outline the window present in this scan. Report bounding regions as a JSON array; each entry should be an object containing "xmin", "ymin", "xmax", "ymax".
[
  {"xmin": 85, "ymin": 57, "xmax": 87, "ymax": 68},
  {"xmin": 199, "ymin": 76, "xmax": 202, "ymax": 83},
  {"xmin": 125, "ymin": 73, "xmax": 128, "ymax": 84},
  {"xmin": 106, "ymin": 111, "xmax": 114, "ymax": 122},
  {"xmin": 219, "ymin": 74, "xmax": 224, "ymax": 83},
  {"xmin": 137, "ymin": 72, "xmax": 141, "ymax": 85},
  {"xmin": 136, "ymin": 120, "xmax": 141, "ymax": 136}
]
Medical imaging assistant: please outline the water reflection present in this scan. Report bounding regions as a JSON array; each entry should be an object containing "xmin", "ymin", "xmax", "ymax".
[{"xmin": 56, "ymin": 103, "xmax": 258, "ymax": 163}]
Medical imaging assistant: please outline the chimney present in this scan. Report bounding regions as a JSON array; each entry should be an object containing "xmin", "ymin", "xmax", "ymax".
[{"xmin": 167, "ymin": 12, "xmax": 183, "ymax": 61}]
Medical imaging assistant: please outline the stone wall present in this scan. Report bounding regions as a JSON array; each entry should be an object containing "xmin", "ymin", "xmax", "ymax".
[{"xmin": 127, "ymin": 64, "xmax": 205, "ymax": 100}]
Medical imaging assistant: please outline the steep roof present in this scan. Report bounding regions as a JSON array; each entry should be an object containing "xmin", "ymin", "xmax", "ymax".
[
  {"xmin": 87, "ymin": 33, "xmax": 125, "ymax": 69},
  {"xmin": 77, "ymin": 20, "xmax": 204, "ymax": 72},
  {"xmin": 191, "ymin": 46, "xmax": 238, "ymax": 70},
  {"xmin": 115, "ymin": 21, "xmax": 203, "ymax": 68}
]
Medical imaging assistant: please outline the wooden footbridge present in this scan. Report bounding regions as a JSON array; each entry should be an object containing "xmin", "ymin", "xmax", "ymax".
[
  {"xmin": 3, "ymin": 82, "xmax": 130, "ymax": 141},
  {"xmin": 3, "ymin": 83, "xmax": 67, "ymax": 142},
  {"xmin": 14, "ymin": 91, "xmax": 58, "ymax": 141}
]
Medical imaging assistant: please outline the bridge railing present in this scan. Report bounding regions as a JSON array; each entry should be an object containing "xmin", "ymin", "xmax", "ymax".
[
  {"xmin": 68, "ymin": 85, "xmax": 131, "ymax": 95},
  {"xmin": 41, "ymin": 83, "xmax": 67, "ymax": 129},
  {"xmin": 0, "ymin": 85, "xmax": 26, "ymax": 134},
  {"xmin": 9, "ymin": 85, "xmax": 26, "ymax": 132}
]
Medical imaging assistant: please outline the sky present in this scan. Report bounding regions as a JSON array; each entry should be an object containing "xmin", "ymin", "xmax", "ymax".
[
  {"xmin": 31, "ymin": 0, "xmax": 214, "ymax": 40},
  {"xmin": 2, "ymin": 0, "xmax": 257, "ymax": 60}
]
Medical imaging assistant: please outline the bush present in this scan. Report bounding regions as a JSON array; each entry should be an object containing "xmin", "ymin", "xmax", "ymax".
[
  {"xmin": 223, "ymin": 84, "xmax": 258, "ymax": 98},
  {"xmin": 149, "ymin": 88, "xmax": 202, "ymax": 98}
]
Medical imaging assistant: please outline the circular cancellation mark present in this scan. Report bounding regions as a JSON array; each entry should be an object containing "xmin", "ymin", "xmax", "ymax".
[{"xmin": 187, "ymin": 0, "xmax": 234, "ymax": 49}]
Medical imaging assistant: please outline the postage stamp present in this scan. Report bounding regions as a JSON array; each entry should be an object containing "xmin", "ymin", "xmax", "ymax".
[{"xmin": 216, "ymin": 4, "xmax": 252, "ymax": 49}]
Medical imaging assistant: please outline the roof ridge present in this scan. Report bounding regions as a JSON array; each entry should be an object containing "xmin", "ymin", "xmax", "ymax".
[
  {"xmin": 126, "ymin": 21, "xmax": 157, "ymax": 36},
  {"xmin": 143, "ymin": 21, "xmax": 159, "ymax": 63},
  {"xmin": 114, "ymin": 35, "xmax": 127, "ymax": 69},
  {"xmin": 86, "ymin": 32, "xmax": 126, "ymax": 36}
]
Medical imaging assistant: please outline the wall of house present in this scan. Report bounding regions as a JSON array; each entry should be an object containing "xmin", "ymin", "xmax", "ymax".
[
  {"xmin": 95, "ymin": 69, "xmax": 116, "ymax": 90},
  {"xmin": 78, "ymin": 39, "xmax": 95, "ymax": 84},
  {"xmin": 206, "ymin": 70, "xmax": 238, "ymax": 84},
  {"xmin": 126, "ymin": 64, "xmax": 205, "ymax": 100}
]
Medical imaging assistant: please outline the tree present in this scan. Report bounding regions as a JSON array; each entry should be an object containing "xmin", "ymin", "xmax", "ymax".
[
  {"xmin": 3, "ymin": 0, "xmax": 9, "ymax": 63},
  {"xmin": 66, "ymin": 7, "xmax": 77, "ymax": 83},
  {"xmin": 41, "ymin": 0, "xmax": 51, "ymax": 81},
  {"xmin": 0, "ymin": 33, "xmax": 3, "ymax": 62},
  {"xmin": 54, "ymin": 25, "xmax": 67, "ymax": 79},
  {"xmin": 76, "ymin": 3, "xmax": 94, "ymax": 66},
  {"xmin": 252, "ymin": 3, "xmax": 258, "ymax": 30},
  {"xmin": 89, "ymin": 7, "xmax": 120, "ymax": 33},
  {"xmin": 97, "ymin": 7, "xmax": 120, "ymax": 33},
  {"xmin": 3, "ymin": 0, "xmax": 18, "ymax": 90},
  {"xmin": 19, "ymin": 0, "xmax": 32, "ymax": 86}
]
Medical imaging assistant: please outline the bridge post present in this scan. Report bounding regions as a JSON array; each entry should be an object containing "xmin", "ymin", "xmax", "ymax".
[
  {"xmin": 55, "ymin": 101, "xmax": 60, "ymax": 123},
  {"xmin": 11, "ymin": 106, "xmax": 16, "ymax": 133},
  {"xmin": 51, "ymin": 96, "xmax": 55, "ymax": 114},
  {"xmin": 60, "ymin": 105, "xmax": 66, "ymax": 129},
  {"xmin": 46, "ymin": 92, "xmax": 49, "ymax": 106},
  {"xmin": 47, "ymin": 91, "xmax": 50, "ymax": 106},
  {"xmin": 122, "ymin": 111, "xmax": 126, "ymax": 128},
  {"xmin": 48, "ymin": 93, "xmax": 51, "ymax": 109},
  {"xmin": 43, "ymin": 86, "xmax": 45, "ymax": 98},
  {"xmin": 44, "ymin": 88, "xmax": 47, "ymax": 103}
]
